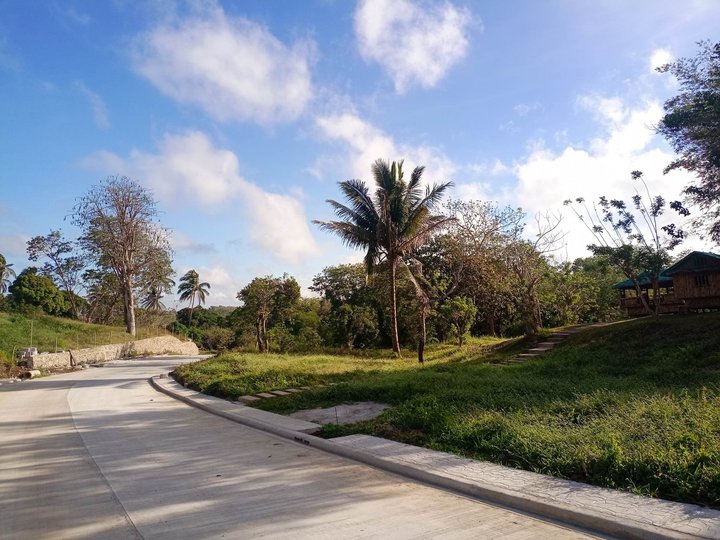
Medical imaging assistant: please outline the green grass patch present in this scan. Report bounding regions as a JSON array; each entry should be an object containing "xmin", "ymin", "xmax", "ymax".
[
  {"xmin": 0, "ymin": 312, "xmax": 167, "ymax": 374},
  {"xmin": 173, "ymin": 314, "xmax": 720, "ymax": 507}
]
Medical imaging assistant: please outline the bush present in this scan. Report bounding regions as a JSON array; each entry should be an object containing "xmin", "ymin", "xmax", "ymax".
[{"xmin": 201, "ymin": 327, "xmax": 235, "ymax": 351}]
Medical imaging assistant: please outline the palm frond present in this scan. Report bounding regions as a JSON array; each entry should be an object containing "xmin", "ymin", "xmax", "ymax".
[{"xmin": 313, "ymin": 220, "xmax": 375, "ymax": 251}]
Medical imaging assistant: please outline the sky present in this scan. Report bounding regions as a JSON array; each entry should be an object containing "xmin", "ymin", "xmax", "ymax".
[{"xmin": 1, "ymin": 0, "xmax": 719, "ymax": 308}]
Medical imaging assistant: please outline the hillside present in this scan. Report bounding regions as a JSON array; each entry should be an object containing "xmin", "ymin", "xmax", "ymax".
[{"xmin": 0, "ymin": 312, "xmax": 166, "ymax": 373}]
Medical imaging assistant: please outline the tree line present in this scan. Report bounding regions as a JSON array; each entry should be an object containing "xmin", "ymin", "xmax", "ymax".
[{"xmin": 1, "ymin": 41, "xmax": 717, "ymax": 356}]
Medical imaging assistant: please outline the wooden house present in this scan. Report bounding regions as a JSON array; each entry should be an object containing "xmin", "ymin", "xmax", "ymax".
[{"xmin": 613, "ymin": 251, "xmax": 720, "ymax": 316}]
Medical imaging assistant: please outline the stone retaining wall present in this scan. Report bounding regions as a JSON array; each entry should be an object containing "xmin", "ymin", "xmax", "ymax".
[{"xmin": 29, "ymin": 335, "xmax": 199, "ymax": 370}]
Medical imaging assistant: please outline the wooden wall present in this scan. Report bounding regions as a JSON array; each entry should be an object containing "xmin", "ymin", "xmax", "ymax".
[{"xmin": 673, "ymin": 271, "xmax": 720, "ymax": 299}]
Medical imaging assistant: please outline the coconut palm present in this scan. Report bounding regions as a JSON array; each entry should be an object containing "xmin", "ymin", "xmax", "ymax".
[
  {"xmin": 177, "ymin": 270, "xmax": 210, "ymax": 327},
  {"xmin": 315, "ymin": 159, "xmax": 453, "ymax": 356},
  {"xmin": 141, "ymin": 275, "xmax": 175, "ymax": 311},
  {"xmin": 0, "ymin": 254, "xmax": 16, "ymax": 295}
]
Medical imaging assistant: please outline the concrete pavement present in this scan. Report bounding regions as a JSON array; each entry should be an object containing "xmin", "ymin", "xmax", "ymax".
[
  {"xmin": 154, "ymin": 373, "xmax": 720, "ymax": 540},
  {"xmin": 0, "ymin": 356, "xmax": 600, "ymax": 539}
]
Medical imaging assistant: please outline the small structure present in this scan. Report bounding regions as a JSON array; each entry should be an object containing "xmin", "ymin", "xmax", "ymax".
[{"xmin": 614, "ymin": 251, "xmax": 720, "ymax": 316}]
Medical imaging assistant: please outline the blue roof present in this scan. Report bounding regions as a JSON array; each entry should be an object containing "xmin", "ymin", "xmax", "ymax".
[{"xmin": 612, "ymin": 272, "xmax": 673, "ymax": 289}]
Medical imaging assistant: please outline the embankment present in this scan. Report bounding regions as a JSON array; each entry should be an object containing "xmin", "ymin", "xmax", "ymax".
[{"xmin": 29, "ymin": 335, "xmax": 199, "ymax": 369}]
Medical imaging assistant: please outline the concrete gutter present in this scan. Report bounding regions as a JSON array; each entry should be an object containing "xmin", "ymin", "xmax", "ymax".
[{"xmin": 150, "ymin": 375, "xmax": 720, "ymax": 540}]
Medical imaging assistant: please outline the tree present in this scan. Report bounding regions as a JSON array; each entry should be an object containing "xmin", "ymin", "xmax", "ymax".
[
  {"xmin": 564, "ymin": 171, "xmax": 688, "ymax": 317},
  {"xmin": 506, "ymin": 213, "xmax": 565, "ymax": 337},
  {"xmin": 82, "ymin": 269, "xmax": 124, "ymax": 324},
  {"xmin": 177, "ymin": 270, "xmax": 210, "ymax": 326},
  {"xmin": 73, "ymin": 176, "xmax": 173, "ymax": 336},
  {"xmin": 656, "ymin": 41, "xmax": 720, "ymax": 242},
  {"xmin": 9, "ymin": 267, "xmax": 68, "ymax": 315},
  {"xmin": 441, "ymin": 200, "xmax": 525, "ymax": 336},
  {"xmin": 0, "ymin": 254, "xmax": 16, "ymax": 295},
  {"xmin": 237, "ymin": 275, "xmax": 300, "ymax": 352},
  {"xmin": 141, "ymin": 285, "xmax": 168, "ymax": 311},
  {"xmin": 439, "ymin": 296, "xmax": 478, "ymax": 346},
  {"xmin": 311, "ymin": 264, "xmax": 382, "ymax": 349},
  {"xmin": 315, "ymin": 159, "xmax": 453, "ymax": 357},
  {"xmin": 26, "ymin": 230, "xmax": 85, "ymax": 319}
]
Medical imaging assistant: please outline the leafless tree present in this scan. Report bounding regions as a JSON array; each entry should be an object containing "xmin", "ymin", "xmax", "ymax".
[{"xmin": 73, "ymin": 176, "xmax": 173, "ymax": 336}]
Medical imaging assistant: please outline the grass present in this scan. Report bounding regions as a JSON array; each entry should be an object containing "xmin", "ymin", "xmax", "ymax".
[
  {"xmin": 172, "ymin": 314, "xmax": 720, "ymax": 507},
  {"xmin": 0, "ymin": 311, "xmax": 168, "ymax": 375}
]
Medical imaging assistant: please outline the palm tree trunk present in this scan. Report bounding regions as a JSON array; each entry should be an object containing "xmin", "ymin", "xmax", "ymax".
[
  {"xmin": 417, "ymin": 307, "xmax": 426, "ymax": 364},
  {"xmin": 389, "ymin": 256, "xmax": 401, "ymax": 357},
  {"xmin": 188, "ymin": 296, "xmax": 195, "ymax": 328}
]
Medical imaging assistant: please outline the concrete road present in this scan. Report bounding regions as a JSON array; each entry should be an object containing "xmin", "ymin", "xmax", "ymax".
[{"xmin": 0, "ymin": 357, "xmax": 601, "ymax": 539}]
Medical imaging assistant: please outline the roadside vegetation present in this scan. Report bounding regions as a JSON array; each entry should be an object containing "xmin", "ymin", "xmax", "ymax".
[
  {"xmin": 174, "ymin": 313, "xmax": 720, "ymax": 508},
  {"xmin": 0, "ymin": 312, "xmax": 165, "ymax": 376}
]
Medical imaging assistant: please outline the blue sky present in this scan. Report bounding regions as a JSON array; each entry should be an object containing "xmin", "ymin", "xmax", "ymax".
[{"xmin": 1, "ymin": 0, "xmax": 718, "ymax": 307}]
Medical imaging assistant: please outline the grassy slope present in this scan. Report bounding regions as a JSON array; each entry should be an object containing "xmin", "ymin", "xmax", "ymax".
[
  {"xmin": 0, "ymin": 312, "xmax": 163, "ymax": 366},
  {"xmin": 173, "ymin": 314, "xmax": 720, "ymax": 507}
]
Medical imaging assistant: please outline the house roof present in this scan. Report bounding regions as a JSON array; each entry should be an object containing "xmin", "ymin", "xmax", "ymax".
[
  {"xmin": 611, "ymin": 251, "xmax": 720, "ymax": 289},
  {"xmin": 664, "ymin": 251, "xmax": 720, "ymax": 276},
  {"xmin": 612, "ymin": 272, "xmax": 674, "ymax": 289}
]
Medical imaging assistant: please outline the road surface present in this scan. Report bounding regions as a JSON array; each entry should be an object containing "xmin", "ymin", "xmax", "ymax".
[{"xmin": 0, "ymin": 357, "xmax": 601, "ymax": 539}]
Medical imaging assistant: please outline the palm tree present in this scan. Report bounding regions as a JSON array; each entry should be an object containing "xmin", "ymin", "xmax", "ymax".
[
  {"xmin": 315, "ymin": 159, "xmax": 453, "ymax": 356},
  {"xmin": 141, "ymin": 286, "xmax": 166, "ymax": 311},
  {"xmin": 177, "ymin": 270, "xmax": 210, "ymax": 327},
  {"xmin": 0, "ymin": 254, "xmax": 16, "ymax": 295},
  {"xmin": 141, "ymin": 276, "xmax": 175, "ymax": 311}
]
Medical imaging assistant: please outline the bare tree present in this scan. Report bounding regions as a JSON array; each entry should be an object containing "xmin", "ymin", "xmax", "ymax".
[
  {"xmin": 73, "ymin": 176, "xmax": 173, "ymax": 336},
  {"xmin": 506, "ymin": 212, "xmax": 566, "ymax": 337}
]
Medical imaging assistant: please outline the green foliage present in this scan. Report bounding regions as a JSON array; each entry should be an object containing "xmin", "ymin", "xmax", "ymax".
[
  {"xmin": 201, "ymin": 326, "xmax": 235, "ymax": 351},
  {"xmin": 315, "ymin": 159, "xmax": 454, "ymax": 355},
  {"xmin": 9, "ymin": 267, "xmax": 68, "ymax": 315},
  {"xmin": 236, "ymin": 274, "xmax": 301, "ymax": 352},
  {"xmin": 438, "ymin": 296, "xmax": 477, "ymax": 346},
  {"xmin": 0, "ymin": 253, "xmax": 17, "ymax": 295},
  {"xmin": 178, "ymin": 313, "xmax": 720, "ymax": 507},
  {"xmin": 26, "ymin": 230, "xmax": 85, "ymax": 319},
  {"xmin": 177, "ymin": 269, "xmax": 210, "ymax": 326},
  {"xmin": 0, "ymin": 311, "xmax": 145, "ymax": 361},
  {"xmin": 657, "ymin": 41, "xmax": 720, "ymax": 242},
  {"xmin": 539, "ymin": 257, "xmax": 622, "ymax": 326}
]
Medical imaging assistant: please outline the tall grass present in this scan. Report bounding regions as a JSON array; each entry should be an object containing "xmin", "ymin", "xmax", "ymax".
[{"xmin": 175, "ymin": 313, "xmax": 720, "ymax": 507}]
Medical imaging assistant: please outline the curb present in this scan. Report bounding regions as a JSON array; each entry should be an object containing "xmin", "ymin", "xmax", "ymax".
[{"xmin": 150, "ymin": 375, "xmax": 716, "ymax": 540}]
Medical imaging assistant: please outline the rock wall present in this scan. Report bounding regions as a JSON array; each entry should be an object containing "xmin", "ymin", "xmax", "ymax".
[{"xmin": 29, "ymin": 335, "xmax": 199, "ymax": 370}]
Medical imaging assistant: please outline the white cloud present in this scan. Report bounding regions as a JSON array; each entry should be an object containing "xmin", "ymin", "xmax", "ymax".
[
  {"xmin": 649, "ymin": 48, "xmax": 673, "ymax": 72},
  {"xmin": 464, "ymin": 96, "xmax": 706, "ymax": 258},
  {"xmin": 132, "ymin": 6, "xmax": 314, "ymax": 124},
  {"xmin": 74, "ymin": 81, "xmax": 110, "ymax": 129},
  {"xmin": 354, "ymin": 0, "xmax": 473, "ymax": 93},
  {"xmin": 315, "ymin": 112, "xmax": 457, "ymax": 185},
  {"xmin": 82, "ymin": 132, "xmax": 320, "ymax": 264}
]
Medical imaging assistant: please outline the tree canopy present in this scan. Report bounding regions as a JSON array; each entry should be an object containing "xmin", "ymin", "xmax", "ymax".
[
  {"xmin": 72, "ymin": 176, "xmax": 173, "ymax": 336},
  {"xmin": 178, "ymin": 269, "xmax": 210, "ymax": 326},
  {"xmin": 315, "ymin": 159, "xmax": 453, "ymax": 356},
  {"xmin": 657, "ymin": 40, "xmax": 720, "ymax": 243}
]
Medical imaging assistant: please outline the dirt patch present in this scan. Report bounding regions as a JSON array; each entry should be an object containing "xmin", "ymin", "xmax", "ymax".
[{"xmin": 288, "ymin": 402, "xmax": 391, "ymax": 425}]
